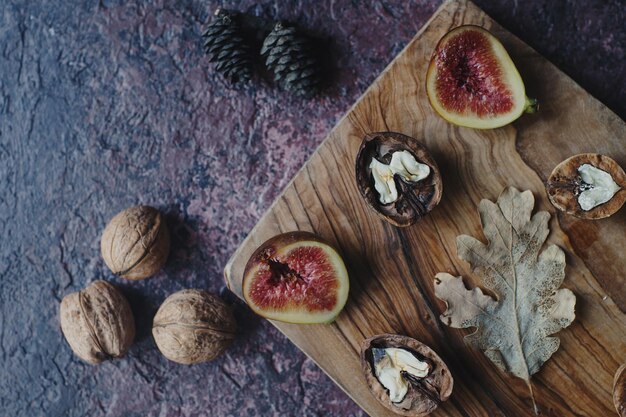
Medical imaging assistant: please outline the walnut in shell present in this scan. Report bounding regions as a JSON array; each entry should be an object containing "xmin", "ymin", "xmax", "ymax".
[
  {"xmin": 101, "ymin": 205, "xmax": 170, "ymax": 280},
  {"xmin": 355, "ymin": 132, "xmax": 442, "ymax": 227},
  {"xmin": 615, "ymin": 363, "xmax": 626, "ymax": 417},
  {"xmin": 546, "ymin": 153, "xmax": 626, "ymax": 219},
  {"xmin": 361, "ymin": 334, "xmax": 453, "ymax": 416},
  {"xmin": 60, "ymin": 280, "xmax": 135, "ymax": 364},
  {"xmin": 152, "ymin": 289, "xmax": 236, "ymax": 364}
]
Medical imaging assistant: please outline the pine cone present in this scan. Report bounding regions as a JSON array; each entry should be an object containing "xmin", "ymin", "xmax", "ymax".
[
  {"xmin": 203, "ymin": 9, "xmax": 253, "ymax": 84},
  {"xmin": 261, "ymin": 23, "xmax": 321, "ymax": 97}
]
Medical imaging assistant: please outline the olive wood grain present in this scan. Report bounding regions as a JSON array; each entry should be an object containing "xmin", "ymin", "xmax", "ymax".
[{"xmin": 224, "ymin": 1, "xmax": 626, "ymax": 415}]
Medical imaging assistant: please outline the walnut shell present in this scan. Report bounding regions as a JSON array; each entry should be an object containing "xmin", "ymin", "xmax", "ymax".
[
  {"xmin": 60, "ymin": 280, "xmax": 135, "ymax": 365},
  {"xmin": 355, "ymin": 132, "xmax": 443, "ymax": 227},
  {"xmin": 546, "ymin": 153, "xmax": 626, "ymax": 219},
  {"xmin": 101, "ymin": 205, "xmax": 170, "ymax": 280},
  {"xmin": 152, "ymin": 289, "xmax": 236, "ymax": 364},
  {"xmin": 361, "ymin": 334, "xmax": 453, "ymax": 416},
  {"xmin": 615, "ymin": 363, "xmax": 626, "ymax": 417}
]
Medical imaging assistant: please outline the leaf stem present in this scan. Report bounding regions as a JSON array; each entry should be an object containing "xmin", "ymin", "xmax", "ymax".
[{"xmin": 526, "ymin": 379, "xmax": 539, "ymax": 416}]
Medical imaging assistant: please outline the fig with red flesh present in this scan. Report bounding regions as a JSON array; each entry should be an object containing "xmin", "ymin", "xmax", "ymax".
[
  {"xmin": 426, "ymin": 25, "xmax": 537, "ymax": 129},
  {"xmin": 242, "ymin": 232, "xmax": 349, "ymax": 324}
]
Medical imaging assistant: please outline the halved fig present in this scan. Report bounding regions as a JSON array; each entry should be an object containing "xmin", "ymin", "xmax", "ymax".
[
  {"xmin": 242, "ymin": 232, "xmax": 349, "ymax": 324},
  {"xmin": 355, "ymin": 132, "xmax": 442, "ymax": 227},
  {"xmin": 426, "ymin": 25, "xmax": 537, "ymax": 129},
  {"xmin": 546, "ymin": 153, "xmax": 626, "ymax": 219},
  {"xmin": 361, "ymin": 334, "xmax": 453, "ymax": 416}
]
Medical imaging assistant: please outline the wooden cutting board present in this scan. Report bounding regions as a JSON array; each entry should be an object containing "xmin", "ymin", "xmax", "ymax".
[{"xmin": 224, "ymin": 1, "xmax": 626, "ymax": 415}]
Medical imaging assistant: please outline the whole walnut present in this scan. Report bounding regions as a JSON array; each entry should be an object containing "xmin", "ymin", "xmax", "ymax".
[
  {"xmin": 152, "ymin": 289, "xmax": 236, "ymax": 364},
  {"xmin": 60, "ymin": 280, "xmax": 135, "ymax": 364},
  {"xmin": 101, "ymin": 205, "xmax": 170, "ymax": 280}
]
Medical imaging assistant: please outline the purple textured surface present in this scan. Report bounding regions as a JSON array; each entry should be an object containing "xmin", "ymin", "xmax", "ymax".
[{"xmin": 0, "ymin": 1, "xmax": 624, "ymax": 416}]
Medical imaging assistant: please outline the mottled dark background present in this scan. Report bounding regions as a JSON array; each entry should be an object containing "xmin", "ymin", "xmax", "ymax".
[{"xmin": 0, "ymin": 0, "xmax": 624, "ymax": 416}]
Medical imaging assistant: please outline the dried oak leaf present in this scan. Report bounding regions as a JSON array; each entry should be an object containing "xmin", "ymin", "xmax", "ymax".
[{"xmin": 434, "ymin": 187, "xmax": 576, "ymax": 413}]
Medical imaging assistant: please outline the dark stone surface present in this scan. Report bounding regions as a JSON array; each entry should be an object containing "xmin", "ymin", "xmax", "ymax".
[{"xmin": 0, "ymin": 1, "xmax": 623, "ymax": 416}]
